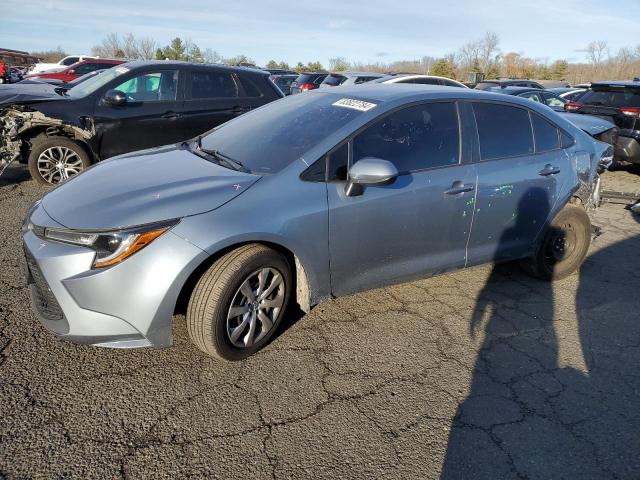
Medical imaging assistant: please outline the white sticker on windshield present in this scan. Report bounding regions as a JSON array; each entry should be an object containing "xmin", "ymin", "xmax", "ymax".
[
  {"xmin": 114, "ymin": 66, "xmax": 130, "ymax": 75},
  {"xmin": 333, "ymin": 98, "xmax": 377, "ymax": 112}
]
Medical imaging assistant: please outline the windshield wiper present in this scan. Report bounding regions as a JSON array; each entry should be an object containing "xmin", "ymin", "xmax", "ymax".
[{"xmin": 193, "ymin": 136, "xmax": 249, "ymax": 173}]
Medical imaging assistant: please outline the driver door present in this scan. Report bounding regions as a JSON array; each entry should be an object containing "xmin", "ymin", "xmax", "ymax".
[
  {"xmin": 327, "ymin": 102, "xmax": 476, "ymax": 296},
  {"xmin": 94, "ymin": 69, "xmax": 184, "ymax": 159}
]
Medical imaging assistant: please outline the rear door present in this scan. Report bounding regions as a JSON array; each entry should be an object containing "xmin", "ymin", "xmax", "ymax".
[
  {"xmin": 94, "ymin": 68, "xmax": 184, "ymax": 159},
  {"xmin": 181, "ymin": 68, "xmax": 248, "ymax": 138},
  {"xmin": 327, "ymin": 101, "xmax": 476, "ymax": 296},
  {"xmin": 466, "ymin": 102, "xmax": 572, "ymax": 264}
]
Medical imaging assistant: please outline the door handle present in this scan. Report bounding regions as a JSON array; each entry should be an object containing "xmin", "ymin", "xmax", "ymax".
[
  {"xmin": 231, "ymin": 106, "xmax": 245, "ymax": 114},
  {"xmin": 539, "ymin": 164, "xmax": 560, "ymax": 176},
  {"xmin": 162, "ymin": 111, "xmax": 180, "ymax": 119},
  {"xmin": 445, "ymin": 181, "xmax": 475, "ymax": 195}
]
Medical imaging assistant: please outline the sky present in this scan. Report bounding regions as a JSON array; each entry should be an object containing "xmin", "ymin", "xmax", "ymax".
[{"xmin": 2, "ymin": 0, "xmax": 640, "ymax": 67}]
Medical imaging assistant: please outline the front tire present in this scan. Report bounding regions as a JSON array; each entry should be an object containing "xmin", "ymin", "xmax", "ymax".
[
  {"xmin": 28, "ymin": 136, "xmax": 91, "ymax": 185},
  {"xmin": 187, "ymin": 244, "xmax": 292, "ymax": 360},
  {"xmin": 522, "ymin": 204, "xmax": 591, "ymax": 280}
]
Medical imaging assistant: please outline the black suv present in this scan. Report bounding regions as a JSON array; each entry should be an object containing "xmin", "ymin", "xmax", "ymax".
[
  {"xmin": 565, "ymin": 81, "xmax": 640, "ymax": 166},
  {"xmin": 0, "ymin": 61, "xmax": 283, "ymax": 184}
]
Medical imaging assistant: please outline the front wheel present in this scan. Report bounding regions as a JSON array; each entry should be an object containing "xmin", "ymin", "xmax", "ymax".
[
  {"xmin": 522, "ymin": 204, "xmax": 591, "ymax": 280},
  {"xmin": 187, "ymin": 244, "xmax": 292, "ymax": 360},
  {"xmin": 28, "ymin": 136, "xmax": 91, "ymax": 185}
]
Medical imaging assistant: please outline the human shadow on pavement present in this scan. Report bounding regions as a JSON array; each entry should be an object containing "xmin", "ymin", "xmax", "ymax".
[{"xmin": 441, "ymin": 191, "xmax": 640, "ymax": 479}]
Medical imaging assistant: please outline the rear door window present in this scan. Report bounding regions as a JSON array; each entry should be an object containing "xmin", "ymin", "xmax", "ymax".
[
  {"xmin": 473, "ymin": 103, "xmax": 534, "ymax": 160},
  {"xmin": 189, "ymin": 70, "xmax": 238, "ymax": 99},
  {"xmin": 237, "ymin": 75, "xmax": 262, "ymax": 97},
  {"xmin": 353, "ymin": 102, "xmax": 460, "ymax": 173},
  {"xmin": 530, "ymin": 112, "xmax": 559, "ymax": 152}
]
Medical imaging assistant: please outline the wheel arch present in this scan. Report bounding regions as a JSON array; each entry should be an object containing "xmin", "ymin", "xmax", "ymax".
[
  {"xmin": 174, "ymin": 240, "xmax": 314, "ymax": 316},
  {"xmin": 21, "ymin": 127, "xmax": 97, "ymax": 164}
]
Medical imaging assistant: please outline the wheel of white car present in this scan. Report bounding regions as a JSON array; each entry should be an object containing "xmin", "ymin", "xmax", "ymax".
[
  {"xmin": 522, "ymin": 204, "xmax": 591, "ymax": 281},
  {"xmin": 186, "ymin": 244, "xmax": 292, "ymax": 360},
  {"xmin": 28, "ymin": 136, "xmax": 92, "ymax": 185}
]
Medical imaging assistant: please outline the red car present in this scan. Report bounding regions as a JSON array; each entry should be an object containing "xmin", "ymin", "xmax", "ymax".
[{"xmin": 24, "ymin": 59, "xmax": 125, "ymax": 82}]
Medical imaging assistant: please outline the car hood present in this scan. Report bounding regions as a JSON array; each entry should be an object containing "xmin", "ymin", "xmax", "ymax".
[
  {"xmin": 41, "ymin": 144, "xmax": 262, "ymax": 230},
  {"xmin": 561, "ymin": 112, "xmax": 615, "ymax": 136},
  {"xmin": 0, "ymin": 84, "xmax": 64, "ymax": 107}
]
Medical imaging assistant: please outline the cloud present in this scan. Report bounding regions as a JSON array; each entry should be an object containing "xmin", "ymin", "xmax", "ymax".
[
  {"xmin": 326, "ymin": 19, "xmax": 351, "ymax": 29},
  {"xmin": 375, "ymin": 52, "xmax": 389, "ymax": 57}
]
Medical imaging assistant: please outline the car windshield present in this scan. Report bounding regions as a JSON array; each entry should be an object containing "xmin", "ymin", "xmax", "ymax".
[
  {"xmin": 200, "ymin": 93, "xmax": 369, "ymax": 174},
  {"xmin": 66, "ymin": 65, "xmax": 131, "ymax": 98},
  {"xmin": 580, "ymin": 87, "xmax": 640, "ymax": 108}
]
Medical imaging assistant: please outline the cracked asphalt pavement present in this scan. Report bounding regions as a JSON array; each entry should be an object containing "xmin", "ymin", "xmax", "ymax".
[{"xmin": 1, "ymin": 164, "xmax": 639, "ymax": 479}]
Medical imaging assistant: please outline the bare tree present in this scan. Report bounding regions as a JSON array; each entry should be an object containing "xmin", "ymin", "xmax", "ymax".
[
  {"xmin": 91, "ymin": 32, "xmax": 157, "ymax": 60},
  {"xmin": 586, "ymin": 40, "xmax": 609, "ymax": 67},
  {"xmin": 136, "ymin": 37, "xmax": 157, "ymax": 60},
  {"xmin": 203, "ymin": 48, "xmax": 222, "ymax": 64}
]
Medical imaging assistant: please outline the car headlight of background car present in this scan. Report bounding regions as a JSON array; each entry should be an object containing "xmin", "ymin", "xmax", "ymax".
[{"xmin": 24, "ymin": 218, "xmax": 179, "ymax": 268}]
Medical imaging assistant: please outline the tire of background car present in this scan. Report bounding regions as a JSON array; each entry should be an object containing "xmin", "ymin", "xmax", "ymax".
[
  {"xmin": 186, "ymin": 244, "xmax": 292, "ymax": 360},
  {"xmin": 27, "ymin": 136, "xmax": 92, "ymax": 186},
  {"xmin": 521, "ymin": 204, "xmax": 591, "ymax": 281}
]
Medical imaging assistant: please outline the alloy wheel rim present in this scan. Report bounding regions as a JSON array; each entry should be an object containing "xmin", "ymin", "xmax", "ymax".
[
  {"xmin": 226, "ymin": 267, "xmax": 285, "ymax": 348},
  {"xmin": 37, "ymin": 146, "xmax": 83, "ymax": 184}
]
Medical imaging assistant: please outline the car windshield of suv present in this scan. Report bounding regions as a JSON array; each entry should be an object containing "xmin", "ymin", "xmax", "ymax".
[
  {"xmin": 66, "ymin": 66, "xmax": 130, "ymax": 98},
  {"xmin": 580, "ymin": 86, "xmax": 640, "ymax": 108},
  {"xmin": 200, "ymin": 93, "xmax": 370, "ymax": 174}
]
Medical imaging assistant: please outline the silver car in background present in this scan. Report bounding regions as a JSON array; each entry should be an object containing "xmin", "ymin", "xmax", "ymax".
[{"xmin": 23, "ymin": 85, "xmax": 607, "ymax": 360}]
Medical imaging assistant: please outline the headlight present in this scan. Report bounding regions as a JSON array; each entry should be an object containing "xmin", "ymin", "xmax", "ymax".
[
  {"xmin": 38, "ymin": 219, "xmax": 179, "ymax": 268},
  {"xmin": 21, "ymin": 200, "xmax": 41, "ymax": 234}
]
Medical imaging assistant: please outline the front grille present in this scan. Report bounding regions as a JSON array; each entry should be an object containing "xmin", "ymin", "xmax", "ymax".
[{"xmin": 24, "ymin": 249, "xmax": 64, "ymax": 321}]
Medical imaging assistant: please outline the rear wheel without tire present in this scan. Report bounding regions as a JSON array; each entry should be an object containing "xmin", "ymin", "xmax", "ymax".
[
  {"xmin": 522, "ymin": 204, "xmax": 591, "ymax": 280},
  {"xmin": 28, "ymin": 136, "xmax": 91, "ymax": 185},
  {"xmin": 186, "ymin": 244, "xmax": 292, "ymax": 360}
]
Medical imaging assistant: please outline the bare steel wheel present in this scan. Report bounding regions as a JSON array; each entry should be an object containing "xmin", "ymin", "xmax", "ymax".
[
  {"xmin": 28, "ymin": 136, "xmax": 91, "ymax": 185},
  {"xmin": 187, "ymin": 244, "xmax": 292, "ymax": 360},
  {"xmin": 227, "ymin": 268, "xmax": 286, "ymax": 348},
  {"xmin": 522, "ymin": 204, "xmax": 591, "ymax": 281}
]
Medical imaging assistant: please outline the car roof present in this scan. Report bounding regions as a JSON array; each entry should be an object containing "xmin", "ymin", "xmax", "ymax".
[
  {"xmin": 310, "ymin": 82, "xmax": 549, "ymax": 105},
  {"xmin": 328, "ymin": 71, "xmax": 386, "ymax": 77},
  {"xmin": 489, "ymin": 86, "xmax": 546, "ymax": 94},
  {"xmin": 591, "ymin": 80, "xmax": 640, "ymax": 88},
  {"xmin": 120, "ymin": 60, "xmax": 271, "ymax": 76}
]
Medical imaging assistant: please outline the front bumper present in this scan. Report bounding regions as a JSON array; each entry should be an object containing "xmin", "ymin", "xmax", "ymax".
[{"xmin": 22, "ymin": 210, "xmax": 208, "ymax": 348}]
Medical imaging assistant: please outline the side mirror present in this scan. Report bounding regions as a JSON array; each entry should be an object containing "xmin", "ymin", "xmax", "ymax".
[
  {"xmin": 103, "ymin": 89, "xmax": 126, "ymax": 107},
  {"xmin": 345, "ymin": 157, "xmax": 398, "ymax": 197}
]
